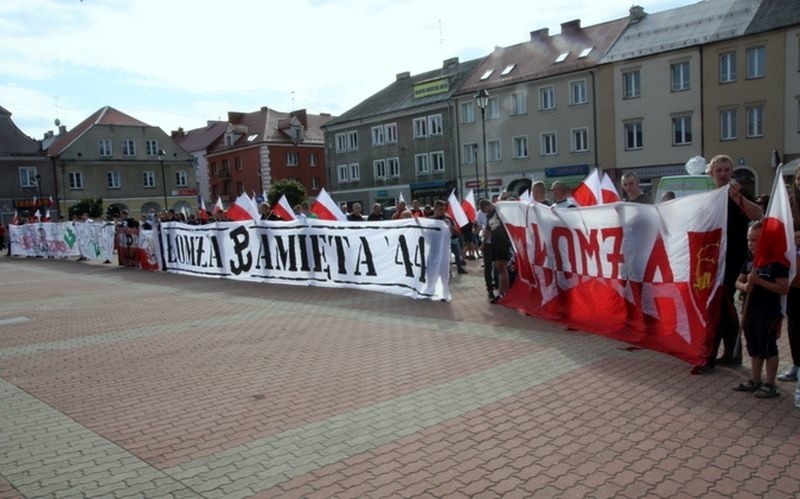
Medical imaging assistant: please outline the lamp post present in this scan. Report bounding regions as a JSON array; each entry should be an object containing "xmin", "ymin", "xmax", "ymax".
[
  {"xmin": 60, "ymin": 162, "xmax": 66, "ymax": 217},
  {"xmin": 158, "ymin": 149, "xmax": 168, "ymax": 211},
  {"xmin": 475, "ymin": 89, "xmax": 490, "ymax": 200}
]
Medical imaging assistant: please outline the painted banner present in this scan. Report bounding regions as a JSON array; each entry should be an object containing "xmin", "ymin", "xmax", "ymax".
[
  {"xmin": 10, "ymin": 222, "xmax": 115, "ymax": 260},
  {"xmin": 496, "ymin": 187, "xmax": 729, "ymax": 364},
  {"xmin": 75, "ymin": 222, "xmax": 115, "ymax": 261},
  {"xmin": 157, "ymin": 217, "xmax": 452, "ymax": 300}
]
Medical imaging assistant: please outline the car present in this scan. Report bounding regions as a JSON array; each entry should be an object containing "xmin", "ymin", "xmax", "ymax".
[{"xmin": 654, "ymin": 175, "xmax": 715, "ymax": 202}]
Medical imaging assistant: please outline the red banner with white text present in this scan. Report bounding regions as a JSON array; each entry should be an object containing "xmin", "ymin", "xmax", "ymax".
[{"xmin": 496, "ymin": 187, "xmax": 730, "ymax": 365}]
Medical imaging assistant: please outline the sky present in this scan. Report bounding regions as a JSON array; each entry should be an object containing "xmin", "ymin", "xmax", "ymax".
[{"xmin": 1, "ymin": 0, "xmax": 698, "ymax": 140}]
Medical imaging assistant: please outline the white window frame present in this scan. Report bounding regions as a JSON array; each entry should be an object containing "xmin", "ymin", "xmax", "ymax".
[
  {"xmin": 510, "ymin": 92, "xmax": 527, "ymax": 115},
  {"xmin": 388, "ymin": 157, "xmax": 400, "ymax": 177},
  {"xmin": 487, "ymin": 140, "xmax": 501, "ymax": 162},
  {"xmin": 19, "ymin": 166, "xmax": 38, "ymax": 187},
  {"xmin": 176, "ymin": 170, "xmax": 188, "ymax": 187},
  {"xmin": 428, "ymin": 114, "xmax": 443, "ymax": 136},
  {"xmin": 623, "ymin": 70, "xmax": 641, "ymax": 99},
  {"xmin": 486, "ymin": 96, "xmax": 500, "ymax": 120},
  {"xmin": 146, "ymin": 139, "xmax": 158, "ymax": 156},
  {"xmin": 312, "ymin": 176, "xmax": 320, "ymax": 190},
  {"xmin": 746, "ymin": 46, "xmax": 765, "ymax": 79},
  {"xmin": 540, "ymin": 132, "xmax": 558, "ymax": 156},
  {"xmin": 69, "ymin": 171, "xmax": 84, "ymax": 190},
  {"xmin": 720, "ymin": 109, "xmax": 737, "ymax": 140},
  {"xmin": 98, "ymin": 139, "xmax": 112, "ymax": 157},
  {"xmin": 719, "ymin": 52, "xmax": 736, "ymax": 83},
  {"xmin": 349, "ymin": 163, "xmax": 360, "ymax": 181},
  {"xmin": 415, "ymin": 154, "xmax": 430, "ymax": 175},
  {"xmin": 746, "ymin": 105, "xmax": 764, "ymax": 137},
  {"xmin": 413, "ymin": 117, "xmax": 428, "ymax": 138},
  {"xmin": 624, "ymin": 121, "xmax": 643, "ymax": 150},
  {"xmin": 671, "ymin": 61, "xmax": 690, "ymax": 92},
  {"xmin": 346, "ymin": 131, "xmax": 358, "ymax": 151},
  {"xmin": 512, "ymin": 136, "xmax": 529, "ymax": 159},
  {"xmin": 569, "ymin": 79, "xmax": 587, "ymax": 105},
  {"xmin": 122, "ymin": 139, "xmax": 136, "ymax": 156},
  {"xmin": 107, "ymin": 171, "xmax": 121, "ymax": 189},
  {"xmin": 384, "ymin": 123, "xmax": 398, "ymax": 143},
  {"xmin": 371, "ymin": 125, "xmax": 385, "ymax": 146},
  {"xmin": 539, "ymin": 85, "xmax": 555, "ymax": 110},
  {"xmin": 286, "ymin": 151, "xmax": 299, "ymax": 166},
  {"xmin": 337, "ymin": 164, "xmax": 349, "ymax": 183},
  {"xmin": 672, "ymin": 115, "xmax": 692, "ymax": 145},
  {"xmin": 461, "ymin": 101, "xmax": 475, "ymax": 123},
  {"xmin": 462, "ymin": 143, "xmax": 478, "ymax": 164},
  {"xmin": 335, "ymin": 133, "xmax": 347, "ymax": 152},
  {"xmin": 310, "ymin": 152, "xmax": 318, "ymax": 167},
  {"xmin": 143, "ymin": 170, "xmax": 155, "ymax": 188},
  {"xmin": 430, "ymin": 151, "xmax": 445, "ymax": 173},
  {"xmin": 373, "ymin": 159, "xmax": 386, "ymax": 179},
  {"xmin": 571, "ymin": 128, "xmax": 589, "ymax": 152}
]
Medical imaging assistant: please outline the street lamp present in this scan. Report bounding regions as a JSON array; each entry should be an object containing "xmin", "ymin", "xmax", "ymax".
[
  {"xmin": 475, "ymin": 89, "xmax": 490, "ymax": 200},
  {"xmin": 158, "ymin": 149, "xmax": 168, "ymax": 211}
]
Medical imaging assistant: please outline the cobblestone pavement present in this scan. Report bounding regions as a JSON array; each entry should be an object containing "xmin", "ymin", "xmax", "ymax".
[{"xmin": 1, "ymin": 255, "xmax": 800, "ymax": 498}]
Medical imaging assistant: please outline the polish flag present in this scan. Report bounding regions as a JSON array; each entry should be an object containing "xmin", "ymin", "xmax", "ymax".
[
  {"xmin": 198, "ymin": 198, "xmax": 209, "ymax": 221},
  {"xmin": 572, "ymin": 168, "xmax": 602, "ymax": 207},
  {"xmin": 181, "ymin": 205, "xmax": 189, "ymax": 220},
  {"xmin": 213, "ymin": 197, "xmax": 224, "ymax": 215},
  {"xmin": 447, "ymin": 190, "xmax": 470, "ymax": 229},
  {"xmin": 753, "ymin": 173, "xmax": 797, "ymax": 313},
  {"xmin": 48, "ymin": 195, "xmax": 54, "ymax": 207},
  {"xmin": 519, "ymin": 189, "xmax": 532, "ymax": 204},
  {"xmin": 399, "ymin": 191, "xmax": 406, "ymax": 204},
  {"xmin": 33, "ymin": 209, "xmax": 41, "ymax": 222},
  {"xmin": 600, "ymin": 173, "xmax": 621, "ymax": 203},
  {"xmin": 461, "ymin": 189, "xmax": 477, "ymax": 223},
  {"xmin": 311, "ymin": 188, "xmax": 347, "ymax": 221},
  {"xmin": 43, "ymin": 209, "xmax": 51, "ymax": 222},
  {"xmin": 226, "ymin": 192, "xmax": 260, "ymax": 221},
  {"xmin": 271, "ymin": 194, "xmax": 297, "ymax": 221},
  {"xmin": 12, "ymin": 210, "xmax": 19, "ymax": 224}
]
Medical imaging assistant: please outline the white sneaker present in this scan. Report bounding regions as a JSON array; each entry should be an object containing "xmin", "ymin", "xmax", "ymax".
[{"xmin": 777, "ymin": 366, "xmax": 798, "ymax": 382}]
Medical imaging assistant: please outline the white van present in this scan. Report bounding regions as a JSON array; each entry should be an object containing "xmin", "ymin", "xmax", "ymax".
[{"xmin": 655, "ymin": 175, "xmax": 715, "ymax": 202}]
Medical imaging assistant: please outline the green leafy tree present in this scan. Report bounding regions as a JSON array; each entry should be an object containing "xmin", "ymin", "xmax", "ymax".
[
  {"xmin": 267, "ymin": 179, "xmax": 306, "ymax": 208},
  {"xmin": 69, "ymin": 198, "xmax": 104, "ymax": 219}
]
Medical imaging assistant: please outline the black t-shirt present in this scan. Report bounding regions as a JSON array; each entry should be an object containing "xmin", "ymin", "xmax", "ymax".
[
  {"xmin": 740, "ymin": 257, "xmax": 789, "ymax": 316},
  {"xmin": 726, "ymin": 196, "xmax": 752, "ymax": 286}
]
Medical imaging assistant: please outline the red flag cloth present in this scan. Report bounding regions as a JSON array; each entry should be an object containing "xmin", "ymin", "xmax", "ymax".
[
  {"xmin": 226, "ymin": 193, "xmax": 259, "ymax": 221},
  {"xmin": 43, "ymin": 209, "xmax": 51, "ymax": 222},
  {"xmin": 311, "ymin": 188, "xmax": 347, "ymax": 221},
  {"xmin": 447, "ymin": 189, "xmax": 470, "ymax": 229},
  {"xmin": 12, "ymin": 210, "xmax": 19, "ymax": 224},
  {"xmin": 572, "ymin": 168, "xmax": 601, "ymax": 206},
  {"xmin": 753, "ymin": 174, "xmax": 797, "ymax": 278},
  {"xmin": 48, "ymin": 196, "xmax": 54, "ymax": 207},
  {"xmin": 213, "ymin": 197, "xmax": 224, "ymax": 214},
  {"xmin": 198, "ymin": 198, "xmax": 209, "ymax": 221},
  {"xmin": 271, "ymin": 194, "xmax": 297, "ymax": 221},
  {"xmin": 461, "ymin": 189, "xmax": 477, "ymax": 223},
  {"xmin": 33, "ymin": 209, "xmax": 41, "ymax": 222},
  {"xmin": 600, "ymin": 173, "xmax": 621, "ymax": 203}
]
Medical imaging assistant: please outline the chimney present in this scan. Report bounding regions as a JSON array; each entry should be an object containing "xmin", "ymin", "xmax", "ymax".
[
  {"xmin": 171, "ymin": 127, "xmax": 185, "ymax": 139},
  {"xmin": 44, "ymin": 130, "xmax": 54, "ymax": 139},
  {"xmin": 629, "ymin": 5, "xmax": 646, "ymax": 23},
  {"xmin": 561, "ymin": 19, "xmax": 581, "ymax": 34},
  {"xmin": 443, "ymin": 57, "xmax": 459, "ymax": 69},
  {"xmin": 58, "ymin": 125, "xmax": 66, "ymax": 135},
  {"xmin": 530, "ymin": 28, "xmax": 549, "ymax": 41},
  {"xmin": 396, "ymin": 71, "xmax": 410, "ymax": 81}
]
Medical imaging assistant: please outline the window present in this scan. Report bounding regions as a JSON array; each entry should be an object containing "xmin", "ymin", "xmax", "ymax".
[
  {"xmin": 211, "ymin": 162, "xmax": 218, "ymax": 175},
  {"xmin": 578, "ymin": 47, "xmax": 593, "ymax": 58},
  {"xmin": 372, "ymin": 125, "xmax": 385, "ymax": 146},
  {"xmin": 349, "ymin": 163, "xmax": 360, "ymax": 181},
  {"xmin": 337, "ymin": 164, "xmax": 349, "ymax": 183},
  {"xmin": 746, "ymin": 46, "xmax": 765, "ymax": 79},
  {"xmin": 672, "ymin": 115, "xmax": 692, "ymax": 145},
  {"xmin": 501, "ymin": 64, "xmax": 516, "ymax": 75},
  {"xmin": 388, "ymin": 157, "xmax": 400, "ymax": 177},
  {"xmin": 487, "ymin": 140, "xmax": 501, "ymax": 162},
  {"xmin": 385, "ymin": 123, "xmax": 397, "ymax": 143},
  {"xmin": 413, "ymin": 117, "xmax": 428, "ymax": 138},
  {"xmin": 512, "ymin": 136, "xmax": 528, "ymax": 159},
  {"xmin": 346, "ymin": 131, "xmax": 358, "ymax": 150},
  {"xmin": 335, "ymin": 133, "xmax": 347, "ymax": 152},
  {"xmin": 122, "ymin": 139, "xmax": 136, "ymax": 156},
  {"xmin": 480, "ymin": 69, "xmax": 494, "ymax": 80},
  {"xmin": 176, "ymin": 170, "xmax": 188, "ymax": 187},
  {"xmin": 570, "ymin": 80, "xmax": 587, "ymax": 105},
  {"xmin": 511, "ymin": 93, "xmax": 527, "ymax": 115},
  {"xmin": 720, "ymin": 109, "xmax": 737, "ymax": 140},
  {"xmin": 624, "ymin": 121, "xmax": 643, "ymax": 150},
  {"xmin": 98, "ymin": 139, "xmax": 112, "ymax": 157},
  {"xmin": 486, "ymin": 96, "xmax": 500, "ymax": 119},
  {"xmin": 235, "ymin": 157, "xmax": 243, "ymax": 170},
  {"xmin": 461, "ymin": 102, "xmax": 475, "ymax": 123},
  {"xmin": 374, "ymin": 159, "xmax": 386, "ymax": 179},
  {"xmin": 746, "ymin": 105, "xmax": 764, "ymax": 137},
  {"xmin": 69, "ymin": 171, "xmax": 83, "ymax": 190},
  {"xmin": 671, "ymin": 61, "xmax": 690, "ymax": 91},
  {"xmin": 428, "ymin": 114, "xmax": 443, "ymax": 135},
  {"xmin": 540, "ymin": 132, "xmax": 558, "ymax": 156},
  {"xmin": 571, "ymin": 128, "xmax": 589, "ymax": 152},
  {"xmin": 310, "ymin": 152, "xmax": 318, "ymax": 167},
  {"xmin": 720, "ymin": 52, "xmax": 736, "ymax": 83},
  {"xmin": 555, "ymin": 52, "xmax": 569, "ymax": 63},
  {"xmin": 286, "ymin": 152, "xmax": 299, "ymax": 166},
  {"xmin": 106, "ymin": 171, "xmax": 121, "ymax": 189},
  {"xmin": 312, "ymin": 176, "xmax": 320, "ymax": 190},
  {"xmin": 463, "ymin": 143, "xmax": 478, "ymax": 164},
  {"xmin": 539, "ymin": 86, "xmax": 555, "ymax": 110},
  {"xmin": 623, "ymin": 70, "xmax": 641, "ymax": 99},
  {"xmin": 146, "ymin": 139, "xmax": 158, "ymax": 156},
  {"xmin": 237, "ymin": 181, "xmax": 244, "ymax": 195},
  {"xmin": 19, "ymin": 166, "xmax": 38, "ymax": 187},
  {"xmin": 225, "ymin": 134, "xmax": 235, "ymax": 146},
  {"xmin": 143, "ymin": 171, "xmax": 155, "ymax": 188},
  {"xmin": 415, "ymin": 154, "xmax": 429, "ymax": 174},
  {"xmin": 431, "ymin": 151, "xmax": 445, "ymax": 173}
]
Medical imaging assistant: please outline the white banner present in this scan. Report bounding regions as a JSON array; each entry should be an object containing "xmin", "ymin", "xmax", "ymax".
[
  {"xmin": 9, "ymin": 221, "xmax": 115, "ymax": 260},
  {"xmin": 157, "ymin": 218, "xmax": 452, "ymax": 300},
  {"xmin": 75, "ymin": 222, "xmax": 116, "ymax": 261}
]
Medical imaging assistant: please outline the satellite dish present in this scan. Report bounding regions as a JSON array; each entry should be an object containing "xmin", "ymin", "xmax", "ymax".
[
  {"xmin": 684, "ymin": 156, "xmax": 707, "ymax": 175},
  {"xmin": 54, "ymin": 118, "xmax": 61, "ymax": 126}
]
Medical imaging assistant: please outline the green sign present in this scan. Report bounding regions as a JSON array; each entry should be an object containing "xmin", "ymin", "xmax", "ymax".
[{"xmin": 413, "ymin": 78, "xmax": 449, "ymax": 98}]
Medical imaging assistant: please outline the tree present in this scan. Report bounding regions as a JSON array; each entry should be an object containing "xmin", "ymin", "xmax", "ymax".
[
  {"xmin": 69, "ymin": 198, "xmax": 104, "ymax": 219},
  {"xmin": 267, "ymin": 179, "xmax": 306, "ymax": 208}
]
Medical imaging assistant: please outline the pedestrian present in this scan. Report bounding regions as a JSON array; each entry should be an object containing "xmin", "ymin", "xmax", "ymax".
[
  {"xmin": 732, "ymin": 221, "xmax": 790, "ymax": 398},
  {"xmin": 621, "ymin": 172, "xmax": 652, "ymax": 204},
  {"xmin": 779, "ymin": 165, "xmax": 800, "ymax": 382}
]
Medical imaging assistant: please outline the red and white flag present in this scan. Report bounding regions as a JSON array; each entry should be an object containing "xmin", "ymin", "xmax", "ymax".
[
  {"xmin": 600, "ymin": 173, "xmax": 621, "ymax": 203},
  {"xmin": 48, "ymin": 195, "xmax": 54, "ymax": 207},
  {"xmin": 519, "ymin": 189, "xmax": 532, "ymax": 204},
  {"xmin": 12, "ymin": 210, "xmax": 19, "ymax": 224},
  {"xmin": 461, "ymin": 189, "xmax": 477, "ymax": 223},
  {"xmin": 447, "ymin": 190, "xmax": 470, "ymax": 229},
  {"xmin": 399, "ymin": 191, "xmax": 406, "ymax": 205},
  {"xmin": 213, "ymin": 197, "xmax": 224, "ymax": 215},
  {"xmin": 198, "ymin": 198, "xmax": 209, "ymax": 221},
  {"xmin": 226, "ymin": 192, "xmax": 260, "ymax": 221},
  {"xmin": 32, "ymin": 195, "xmax": 38, "ymax": 208},
  {"xmin": 33, "ymin": 209, "xmax": 41, "ymax": 222},
  {"xmin": 311, "ymin": 188, "xmax": 347, "ymax": 221},
  {"xmin": 43, "ymin": 209, "xmax": 51, "ymax": 222},
  {"xmin": 753, "ymin": 173, "xmax": 797, "ymax": 312},
  {"xmin": 271, "ymin": 194, "xmax": 297, "ymax": 221},
  {"xmin": 572, "ymin": 168, "xmax": 602, "ymax": 207}
]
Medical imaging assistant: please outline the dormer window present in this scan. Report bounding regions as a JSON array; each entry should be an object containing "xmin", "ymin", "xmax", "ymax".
[
  {"xmin": 225, "ymin": 133, "xmax": 235, "ymax": 146},
  {"xmin": 578, "ymin": 47, "xmax": 593, "ymax": 58},
  {"xmin": 500, "ymin": 64, "xmax": 516, "ymax": 76},
  {"xmin": 247, "ymin": 134, "xmax": 258, "ymax": 142},
  {"xmin": 479, "ymin": 69, "xmax": 495, "ymax": 80},
  {"xmin": 555, "ymin": 52, "xmax": 569, "ymax": 63}
]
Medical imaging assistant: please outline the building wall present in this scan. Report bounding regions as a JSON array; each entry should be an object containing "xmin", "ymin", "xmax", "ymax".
[{"xmin": 784, "ymin": 27, "xmax": 800, "ymax": 163}]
